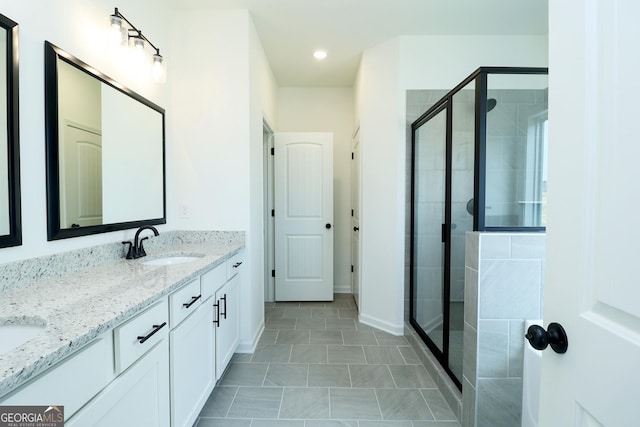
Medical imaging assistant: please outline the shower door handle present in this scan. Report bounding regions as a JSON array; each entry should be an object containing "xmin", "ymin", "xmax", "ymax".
[
  {"xmin": 525, "ymin": 322, "xmax": 568, "ymax": 354},
  {"xmin": 441, "ymin": 224, "xmax": 448, "ymax": 243}
]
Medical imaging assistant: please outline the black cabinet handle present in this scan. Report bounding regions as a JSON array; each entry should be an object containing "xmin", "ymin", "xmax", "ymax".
[
  {"xmin": 233, "ymin": 261, "xmax": 243, "ymax": 268},
  {"xmin": 213, "ymin": 301, "xmax": 220, "ymax": 327},
  {"xmin": 353, "ymin": 226, "xmax": 359, "ymax": 232},
  {"xmin": 325, "ymin": 223, "xmax": 332, "ymax": 229},
  {"xmin": 137, "ymin": 322, "xmax": 167, "ymax": 344},
  {"xmin": 221, "ymin": 294, "xmax": 227, "ymax": 319},
  {"xmin": 183, "ymin": 295, "xmax": 201, "ymax": 309}
]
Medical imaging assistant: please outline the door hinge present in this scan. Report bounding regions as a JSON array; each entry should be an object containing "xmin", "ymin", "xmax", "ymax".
[
  {"xmin": 351, "ymin": 265, "xmax": 354, "ymax": 273},
  {"xmin": 271, "ymin": 269, "xmax": 275, "ymax": 278},
  {"xmin": 351, "ymin": 152, "xmax": 354, "ymax": 160},
  {"xmin": 270, "ymin": 147, "xmax": 274, "ymax": 155},
  {"xmin": 271, "ymin": 209, "xmax": 274, "ymax": 217}
]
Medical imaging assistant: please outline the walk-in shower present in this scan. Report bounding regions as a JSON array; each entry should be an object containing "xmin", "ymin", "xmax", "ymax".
[{"xmin": 409, "ymin": 67, "xmax": 548, "ymax": 388}]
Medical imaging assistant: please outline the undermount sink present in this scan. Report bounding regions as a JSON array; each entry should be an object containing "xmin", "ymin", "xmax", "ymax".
[
  {"xmin": 0, "ymin": 321, "xmax": 46, "ymax": 355},
  {"xmin": 141, "ymin": 253, "xmax": 205, "ymax": 266}
]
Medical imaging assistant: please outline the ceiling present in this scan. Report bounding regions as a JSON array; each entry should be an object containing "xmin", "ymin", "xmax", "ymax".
[{"xmin": 172, "ymin": 0, "xmax": 548, "ymax": 87}]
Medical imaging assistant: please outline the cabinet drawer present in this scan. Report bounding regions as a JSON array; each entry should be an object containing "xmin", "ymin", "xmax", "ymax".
[
  {"xmin": 169, "ymin": 278, "xmax": 202, "ymax": 327},
  {"xmin": 114, "ymin": 299, "xmax": 169, "ymax": 374},
  {"xmin": 0, "ymin": 333, "xmax": 114, "ymax": 420},
  {"xmin": 226, "ymin": 252, "xmax": 243, "ymax": 280},
  {"xmin": 201, "ymin": 263, "xmax": 226, "ymax": 301}
]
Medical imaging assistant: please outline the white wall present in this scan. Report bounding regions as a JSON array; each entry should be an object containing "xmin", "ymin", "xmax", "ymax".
[
  {"xmin": 0, "ymin": 0, "xmax": 171, "ymax": 263},
  {"xmin": 247, "ymin": 17, "xmax": 279, "ymax": 350},
  {"xmin": 355, "ymin": 35, "xmax": 548, "ymax": 335},
  {"xmin": 170, "ymin": 9, "xmax": 250, "ymax": 231},
  {"xmin": 171, "ymin": 8, "xmax": 278, "ymax": 351},
  {"xmin": 276, "ymin": 87, "xmax": 354, "ymax": 293},
  {"xmin": 356, "ymin": 38, "xmax": 404, "ymax": 334}
]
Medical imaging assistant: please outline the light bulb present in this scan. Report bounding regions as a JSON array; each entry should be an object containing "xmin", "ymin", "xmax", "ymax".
[
  {"xmin": 313, "ymin": 50, "xmax": 327, "ymax": 60},
  {"xmin": 108, "ymin": 15, "xmax": 126, "ymax": 46},
  {"xmin": 151, "ymin": 53, "xmax": 166, "ymax": 83},
  {"xmin": 129, "ymin": 35, "xmax": 147, "ymax": 67}
]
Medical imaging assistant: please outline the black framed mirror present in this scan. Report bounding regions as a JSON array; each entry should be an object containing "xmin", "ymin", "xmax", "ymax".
[
  {"xmin": 45, "ymin": 42, "xmax": 166, "ymax": 241},
  {"xmin": 0, "ymin": 14, "xmax": 21, "ymax": 248}
]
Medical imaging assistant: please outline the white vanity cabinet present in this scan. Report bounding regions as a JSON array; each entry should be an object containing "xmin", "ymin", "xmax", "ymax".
[
  {"xmin": 0, "ymin": 248, "xmax": 245, "ymax": 427},
  {"xmin": 67, "ymin": 339, "xmax": 170, "ymax": 427},
  {"xmin": 214, "ymin": 276, "xmax": 240, "ymax": 379},
  {"xmin": 169, "ymin": 288, "xmax": 215, "ymax": 427},
  {"xmin": 214, "ymin": 252, "xmax": 243, "ymax": 380},
  {"xmin": 68, "ymin": 300, "xmax": 171, "ymax": 426}
]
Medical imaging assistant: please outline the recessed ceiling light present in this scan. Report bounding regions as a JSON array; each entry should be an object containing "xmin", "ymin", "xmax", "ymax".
[{"xmin": 313, "ymin": 50, "xmax": 327, "ymax": 60}]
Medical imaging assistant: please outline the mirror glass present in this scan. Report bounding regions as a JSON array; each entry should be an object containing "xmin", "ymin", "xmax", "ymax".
[
  {"xmin": 45, "ymin": 42, "xmax": 165, "ymax": 240},
  {"xmin": 0, "ymin": 14, "xmax": 21, "ymax": 248}
]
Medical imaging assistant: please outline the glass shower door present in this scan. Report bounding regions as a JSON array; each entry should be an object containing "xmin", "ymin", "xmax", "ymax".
[
  {"xmin": 411, "ymin": 107, "xmax": 447, "ymax": 354},
  {"xmin": 449, "ymin": 86, "xmax": 475, "ymax": 380}
]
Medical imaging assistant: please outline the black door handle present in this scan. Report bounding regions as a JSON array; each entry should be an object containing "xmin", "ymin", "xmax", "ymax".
[
  {"xmin": 325, "ymin": 223, "xmax": 332, "ymax": 229},
  {"xmin": 525, "ymin": 322, "xmax": 568, "ymax": 354},
  {"xmin": 353, "ymin": 226, "xmax": 359, "ymax": 232}
]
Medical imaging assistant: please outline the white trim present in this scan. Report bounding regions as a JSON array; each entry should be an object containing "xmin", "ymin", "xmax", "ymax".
[
  {"xmin": 358, "ymin": 313, "xmax": 404, "ymax": 336},
  {"xmin": 333, "ymin": 284, "xmax": 352, "ymax": 294},
  {"xmin": 236, "ymin": 321, "xmax": 264, "ymax": 353}
]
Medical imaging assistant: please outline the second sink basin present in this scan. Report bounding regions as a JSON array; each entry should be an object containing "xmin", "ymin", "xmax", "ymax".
[
  {"xmin": 0, "ymin": 320, "xmax": 46, "ymax": 355},
  {"xmin": 141, "ymin": 253, "xmax": 205, "ymax": 266}
]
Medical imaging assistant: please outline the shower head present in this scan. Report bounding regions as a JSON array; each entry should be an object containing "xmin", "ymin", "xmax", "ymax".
[{"xmin": 487, "ymin": 98, "xmax": 497, "ymax": 112}]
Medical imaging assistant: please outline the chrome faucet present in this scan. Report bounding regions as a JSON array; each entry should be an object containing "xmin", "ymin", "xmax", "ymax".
[{"xmin": 122, "ymin": 226, "xmax": 159, "ymax": 259}]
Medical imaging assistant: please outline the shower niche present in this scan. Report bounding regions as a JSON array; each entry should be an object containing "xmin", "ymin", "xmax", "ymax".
[{"xmin": 408, "ymin": 67, "xmax": 548, "ymax": 389}]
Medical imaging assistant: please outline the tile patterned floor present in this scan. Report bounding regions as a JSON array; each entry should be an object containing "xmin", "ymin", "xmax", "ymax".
[{"xmin": 195, "ymin": 294, "xmax": 461, "ymax": 426}]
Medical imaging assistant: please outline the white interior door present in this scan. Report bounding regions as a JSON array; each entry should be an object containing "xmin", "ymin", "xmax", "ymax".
[
  {"xmin": 542, "ymin": 1, "xmax": 640, "ymax": 425},
  {"xmin": 60, "ymin": 123, "xmax": 102, "ymax": 228},
  {"xmin": 351, "ymin": 128, "xmax": 361, "ymax": 310},
  {"xmin": 274, "ymin": 132, "xmax": 333, "ymax": 301}
]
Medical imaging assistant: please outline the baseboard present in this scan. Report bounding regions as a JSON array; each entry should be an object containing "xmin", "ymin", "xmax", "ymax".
[
  {"xmin": 236, "ymin": 321, "xmax": 264, "ymax": 353},
  {"xmin": 333, "ymin": 284, "xmax": 351, "ymax": 294},
  {"xmin": 359, "ymin": 313, "xmax": 404, "ymax": 335}
]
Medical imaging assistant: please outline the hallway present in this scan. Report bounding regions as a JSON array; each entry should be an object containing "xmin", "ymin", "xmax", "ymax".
[{"xmin": 195, "ymin": 294, "xmax": 460, "ymax": 426}]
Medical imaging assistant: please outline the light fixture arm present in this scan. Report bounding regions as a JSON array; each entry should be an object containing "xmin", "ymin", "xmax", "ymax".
[{"xmin": 112, "ymin": 8, "xmax": 161, "ymax": 56}]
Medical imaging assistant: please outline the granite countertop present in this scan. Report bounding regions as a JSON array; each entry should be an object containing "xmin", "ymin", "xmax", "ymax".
[{"xmin": 0, "ymin": 231, "xmax": 244, "ymax": 397}]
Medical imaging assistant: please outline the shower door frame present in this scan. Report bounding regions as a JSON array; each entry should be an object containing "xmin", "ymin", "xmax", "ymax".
[
  {"xmin": 410, "ymin": 95, "xmax": 458, "ymax": 388},
  {"xmin": 409, "ymin": 67, "xmax": 549, "ymax": 390}
]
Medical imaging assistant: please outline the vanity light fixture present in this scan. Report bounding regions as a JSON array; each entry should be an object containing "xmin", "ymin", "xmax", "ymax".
[{"xmin": 108, "ymin": 7, "xmax": 166, "ymax": 83}]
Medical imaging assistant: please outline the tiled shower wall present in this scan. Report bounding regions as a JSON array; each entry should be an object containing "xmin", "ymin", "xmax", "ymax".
[
  {"xmin": 462, "ymin": 232, "xmax": 545, "ymax": 427},
  {"xmin": 485, "ymin": 89, "xmax": 548, "ymax": 227}
]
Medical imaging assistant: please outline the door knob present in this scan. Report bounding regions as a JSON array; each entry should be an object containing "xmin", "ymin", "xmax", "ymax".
[
  {"xmin": 353, "ymin": 226, "xmax": 359, "ymax": 232},
  {"xmin": 325, "ymin": 223, "xmax": 332, "ymax": 229},
  {"xmin": 525, "ymin": 322, "xmax": 568, "ymax": 354}
]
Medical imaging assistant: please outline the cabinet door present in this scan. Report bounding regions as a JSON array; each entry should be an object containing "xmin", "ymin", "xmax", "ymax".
[
  {"xmin": 67, "ymin": 340, "xmax": 169, "ymax": 427},
  {"xmin": 215, "ymin": 275, "xmax": 240, "ymax": 380},
  {"xmin": 170, "ymin": 298, "xmax": 215, "ymax": 427}
]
